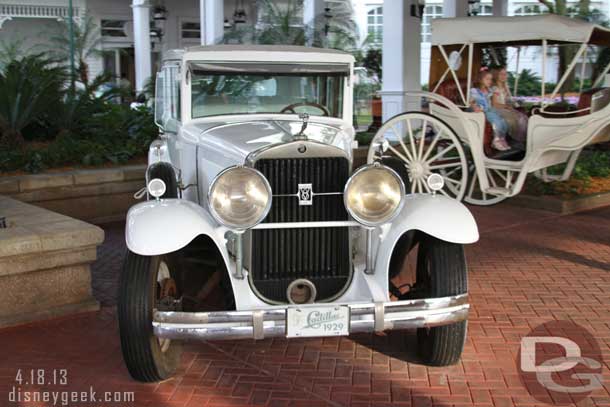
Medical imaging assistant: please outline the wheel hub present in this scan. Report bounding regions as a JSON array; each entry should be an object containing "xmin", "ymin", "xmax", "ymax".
[{"xmin": 408, "ymin": 161, "xmax": 429, "ymax": 179}]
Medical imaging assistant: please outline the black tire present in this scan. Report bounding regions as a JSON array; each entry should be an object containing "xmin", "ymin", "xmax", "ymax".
[
  {"xmin": 118, "ymin": 251, "xmax": 182, "ymax": 382},
  {"xmin": 415, "ymin": 235, "xmax": 468, "ymax": 366},
  {"xmin": 148, "ymin": 162, "xmax": 178, "ymax": 199}
]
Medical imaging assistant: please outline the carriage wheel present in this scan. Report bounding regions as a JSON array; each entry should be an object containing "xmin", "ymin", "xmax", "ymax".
[
  {"xmin": 464, "ymin": 167, "xmax": 515, "ymax": 206},
  {"xmin": 367, "ymin": 112, "xmax": 468, "ymax": 200}
]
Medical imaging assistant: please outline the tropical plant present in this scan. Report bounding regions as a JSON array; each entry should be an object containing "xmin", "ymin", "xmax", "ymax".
[
  {"xmin": 46, "ymin": 14, "xmax": 103, "ymax": 86},
  {"xmin": 223, "ymin": 0, "xmax": 306, "ymax": 45},
  {"xmin": 509, "ymin": 69, "xmax": 542, "ymax": 96},
  {"xmin": 0, "ymin": 54, "xmax": 65, "ymax": 147},
  {"xmin": 311, "ymin": 1, "xmax": 358, "ymax": 50},
  {"xmin": 51, "ymin": 72, "xmax": 130, "ymax": 137},
  {"xmin": 0, "ymin": 38, "xmax": 32, "ymax": 72},
  {"xmin": 0, "ymin": 102, "xmax": 157, "ymax": 173},
  {"xmin": 361, "ymin": 48, "xmax": 382, "ymax": 81}
]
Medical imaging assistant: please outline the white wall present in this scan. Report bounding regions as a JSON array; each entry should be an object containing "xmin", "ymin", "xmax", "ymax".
[{"xmin": 0, "ymin": 18, "xmax": 61, "ymax": 54}]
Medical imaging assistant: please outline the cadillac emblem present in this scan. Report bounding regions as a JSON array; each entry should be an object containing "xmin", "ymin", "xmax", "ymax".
[{"xmin": 298, "ymin": 183, "xmax": 313, "ymax": 206}]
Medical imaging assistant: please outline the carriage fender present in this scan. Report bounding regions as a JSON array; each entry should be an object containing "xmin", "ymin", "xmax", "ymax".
[
  {"xmin": 125, "ymin": 199, "xmax": 226, "ymax": 256},
  {"xmin": 375, "ymin": 194, "xmax": 479, "ymax": 270}
]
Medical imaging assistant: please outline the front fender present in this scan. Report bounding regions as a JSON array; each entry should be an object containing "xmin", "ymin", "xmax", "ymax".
[
  {"xmin": 375, "ymin": 194, "xmax": 479, "ymax": 274},
  {"xmin": 126, "ymin": 199, "xmax": 225, "ymax": 256}
]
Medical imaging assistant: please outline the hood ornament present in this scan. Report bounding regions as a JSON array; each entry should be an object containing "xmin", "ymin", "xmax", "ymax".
[{"xmin": 294, "ymin": 113, "xmax": 309, "ymax": 140}]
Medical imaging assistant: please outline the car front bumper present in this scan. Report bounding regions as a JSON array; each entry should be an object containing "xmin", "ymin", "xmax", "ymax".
[{"xmin": 153, "ymin": 294, "xmax": 469, "ymax": 341}]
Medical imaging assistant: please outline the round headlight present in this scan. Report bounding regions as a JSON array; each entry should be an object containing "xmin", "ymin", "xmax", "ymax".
[
  {"xmin": 344, "ymin": 164, "xmax": 405, "ymax": 227},
  {"xmin": 209, "ymin": 166, "xmax": 272, "ymax": 230}
]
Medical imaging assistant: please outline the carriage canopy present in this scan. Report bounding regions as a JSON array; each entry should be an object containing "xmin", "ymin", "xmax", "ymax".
[{"xmin": 431, "ymin": 14, "xmax": 610, "ymax": 46}]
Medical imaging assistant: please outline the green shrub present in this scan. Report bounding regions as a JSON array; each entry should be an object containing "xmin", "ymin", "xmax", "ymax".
[
  {"xmin": 0, "ymin": 54, "xmax": 65, "ymax": 147},
  {"xmin": 355, "ymin": 131, "xmax": 375, "ymax": 146},
  {"xmin": 0, "ymin": 106, "xmax": 157, "ymax": 174}
]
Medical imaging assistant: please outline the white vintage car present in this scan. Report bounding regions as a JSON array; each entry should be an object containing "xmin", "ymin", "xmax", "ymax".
[{"xmin": 118, "ymin": 45, "xmax": 479, "ymax": 382}]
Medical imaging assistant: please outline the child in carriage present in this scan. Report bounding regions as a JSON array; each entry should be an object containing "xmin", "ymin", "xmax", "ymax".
[
  {"xmin": 470, "ymin": 69, "xmax": 511, "ymax": 151},
  {"xmin": 491, "ymin": 67, "xmax": 528, "ymax": 146}
]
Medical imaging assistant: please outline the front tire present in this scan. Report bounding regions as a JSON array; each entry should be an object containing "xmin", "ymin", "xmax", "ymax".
[
  {"xmin": 415, "ymin": 235, "xmax": 468, "ymax": 366},
  {"xmin": 118, "ymin": 251, "xmax": 182, "ymax": 382}
]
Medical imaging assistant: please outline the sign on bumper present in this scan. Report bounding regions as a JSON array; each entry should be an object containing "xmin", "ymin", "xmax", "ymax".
[{"xmin": 286, "ymin": 306, "xmax": 350, "ymax": 338}]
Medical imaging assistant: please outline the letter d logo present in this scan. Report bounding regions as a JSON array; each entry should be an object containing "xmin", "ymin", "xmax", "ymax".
[{"xmin": 520, "ymin": 336, "xmax": 581, "ymax": 373}]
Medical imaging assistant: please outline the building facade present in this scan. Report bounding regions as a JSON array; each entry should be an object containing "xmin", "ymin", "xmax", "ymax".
[
  {"xmin": 0, "ymin": 0, "xmax": 344, "ymax": 93},
  {"xmin": 353, "ymin": 0, "xmax": 609, "ymax": 84},
  {"xmin": 0, "ymin": 0, "xmax": 605, "ymax": 114}
]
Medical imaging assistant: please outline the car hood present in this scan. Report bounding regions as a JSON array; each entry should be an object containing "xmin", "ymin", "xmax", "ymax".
[{"xmin": 181, "ymin": 117, "xmax": 354, "ymax": 165}]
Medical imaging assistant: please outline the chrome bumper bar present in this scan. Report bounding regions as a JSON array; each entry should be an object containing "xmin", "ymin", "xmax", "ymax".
[{"xmin": 153, "ymin": 294, "xmax": 469, "ymax": 341}]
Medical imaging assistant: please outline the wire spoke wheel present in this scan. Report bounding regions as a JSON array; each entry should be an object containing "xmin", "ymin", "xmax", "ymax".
[
  {"xmin": 367, "ymin": 112, "xmax": 468, "ymax": 200},
  {"xmin": 464, "ymin": 166, "xmax": 514, "ymax": 206}
]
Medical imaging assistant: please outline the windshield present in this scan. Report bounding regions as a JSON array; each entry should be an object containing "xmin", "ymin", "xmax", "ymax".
[{"xmin": 190, "ymin": 62, "xmax": 347, "ymax": 118}]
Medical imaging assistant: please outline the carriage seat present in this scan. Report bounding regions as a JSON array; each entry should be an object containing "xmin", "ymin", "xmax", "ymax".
[
  {"xmin": 577, "ymin": 87, "xmax": 610, "ymax": 113},
  {"xmin": 578, "ymin": 88, "xmax": 610, "ymax": 144},
  {"xmin": 434, "ymin": 79, "xmax": 523, "ymax": 160}
]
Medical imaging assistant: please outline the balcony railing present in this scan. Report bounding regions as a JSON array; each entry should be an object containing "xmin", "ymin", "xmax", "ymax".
[{"xmin": 0, "ymin": 4, "xmax": 81, "ymax": 19}]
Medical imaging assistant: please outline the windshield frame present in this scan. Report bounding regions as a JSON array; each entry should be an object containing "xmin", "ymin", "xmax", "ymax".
[{"xmin": 186, "ymin": 61, "xmax": 352, "ymax": 122}]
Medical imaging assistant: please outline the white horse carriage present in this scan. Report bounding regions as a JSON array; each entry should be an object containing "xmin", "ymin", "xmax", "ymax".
[{"xmin": 368, "ymin": 14, "xmax": 610, "ymax": 205}]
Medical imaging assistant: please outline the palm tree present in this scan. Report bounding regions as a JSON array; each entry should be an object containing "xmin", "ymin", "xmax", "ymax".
[
  {"xmin": 311, "ymin": 0, "xmax": 358, "ymax": 50},
  {"xmin": 223, "ymin": 0, "xmax": 307, "ymax": 45},
  {"xmin": 46, "ymin": 15, "xmax": 103, "ymax": 86},
  {"xmin": 0, "ymin": 38, "xmax": 32, "ymax": 72},
  {"xmin": 221, "ymin": 0, "xmax": 357, "ymax": 50}
]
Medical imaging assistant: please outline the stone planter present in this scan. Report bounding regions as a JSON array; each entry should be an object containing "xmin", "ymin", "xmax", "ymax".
[
  {"xmin": 0, "ymin": 165, "xmax": 146, "ymax": 224},
  {"xmin": 507, "ymin": 191, "xmax": 610, "ymax": 214},
  {"xmin": 0, "ymin": 196, "xmax": 103, "ymax": 328}
]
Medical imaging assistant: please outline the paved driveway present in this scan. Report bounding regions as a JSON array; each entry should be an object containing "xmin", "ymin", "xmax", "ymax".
[{"xmin": 1, "ymin": 204, "xmax": 609, "ymax": 406}]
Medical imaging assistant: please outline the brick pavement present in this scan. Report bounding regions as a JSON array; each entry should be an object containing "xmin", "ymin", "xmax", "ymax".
[{"xmin": 1, "ymin": 204, "xmax": 609, "ymax": 407}]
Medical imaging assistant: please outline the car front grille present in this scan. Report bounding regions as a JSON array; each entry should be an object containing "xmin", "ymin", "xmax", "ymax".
[{"xmin": 251, "ymin": 156, "xmax": 351, "ymax": 303}]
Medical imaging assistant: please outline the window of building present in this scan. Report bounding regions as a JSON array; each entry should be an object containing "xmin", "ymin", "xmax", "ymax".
[
  {"xmin": 367, "ymin": 6, "xmax": 383, "ymax": 44},
  {"xmin": 421, "ymin": 4, "xmax": 443, "ymax": 43},
  {"xmin": 181, "ymin": 21, "xmax": 201, "ymax": 39},
  {"xmin": 477, "ymin": 4, "xmax": 493, "ymax": 15},
  {"xmin": 101, "ymin": 19, "xmax": 128, "ymax": 37},
  {"xmin": 513, "ymin": 4, "xmax": 548, "ymax": 15}
]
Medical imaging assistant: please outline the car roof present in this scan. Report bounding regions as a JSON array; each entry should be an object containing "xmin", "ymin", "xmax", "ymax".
[{"xmin": 164, "ymin": 44, "xmax": 354, "ymax": 64}]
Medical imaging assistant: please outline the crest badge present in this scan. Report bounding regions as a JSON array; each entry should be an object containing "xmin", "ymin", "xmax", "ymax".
[{"xmin": 298, "ymin": 183, "xmax": 313, "ymax": 206}]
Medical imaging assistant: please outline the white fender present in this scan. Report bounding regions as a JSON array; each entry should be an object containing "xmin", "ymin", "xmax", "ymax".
[
  {"xmin": 126, "ymin": 199, "xmax": 227, "ymax": 256},
  {"xmin": 374, "ymin": 193, "xmax": 478, "ymax": 276}
]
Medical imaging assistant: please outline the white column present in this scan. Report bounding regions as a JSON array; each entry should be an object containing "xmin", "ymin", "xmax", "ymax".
[
  {"xmin": 380, "ymin": 0, "xmax": 421, "ymax": 121},
  {"xmin": 132, "ymin": 0, "xmax": 151, "ymax": 94},
  {"xmin": 443, "ymin": 0, "xmax": 470, "ymax": 17},
  {"xmin": 200, "ymin": 0, "xmax": 224, "ymax": 45},
  {"xmin": 303, "ymin": 0, "xmax": 324, "ymax": 45},
  {"xmin": 492, "ymin": 0, "xmax": 508, "ymax": 16}
]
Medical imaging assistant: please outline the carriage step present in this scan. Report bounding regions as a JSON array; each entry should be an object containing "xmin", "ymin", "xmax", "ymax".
[{"xmin": 484, "ymin": 187, "xmax": 511, "ymax": 196}]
